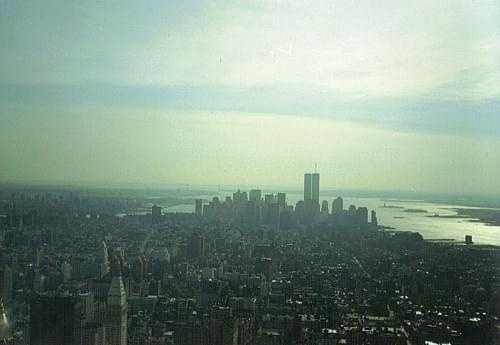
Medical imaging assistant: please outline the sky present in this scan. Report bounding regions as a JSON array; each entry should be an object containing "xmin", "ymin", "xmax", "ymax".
[{"xmin": 1, "ymin": 0, "xmax": 499, "ymax": 194}]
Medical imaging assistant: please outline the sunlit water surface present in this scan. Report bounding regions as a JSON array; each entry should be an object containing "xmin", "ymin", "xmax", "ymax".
[{"xmin": 162, "ymin": 192, "xmax": 500, "ymax": 246}]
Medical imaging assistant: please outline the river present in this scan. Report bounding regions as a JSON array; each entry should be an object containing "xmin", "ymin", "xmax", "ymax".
[{"xmin": 163, "ymin": 192, "xmax": 500, "ymax": 246}]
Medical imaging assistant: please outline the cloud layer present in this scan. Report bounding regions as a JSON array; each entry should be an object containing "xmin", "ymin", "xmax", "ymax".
[{"xmin": 1, "ymin": 1, "xmax": 499, "ymax": 193}]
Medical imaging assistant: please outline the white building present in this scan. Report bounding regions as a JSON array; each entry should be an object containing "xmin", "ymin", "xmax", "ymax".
[{"xmin": 106, "ymin": 273, "xmax": 127, "ymax": 345}]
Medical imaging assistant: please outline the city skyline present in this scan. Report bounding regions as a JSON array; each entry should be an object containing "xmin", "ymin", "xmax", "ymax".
[
  {"xmin": 1, "ymin": 2, "xmax": 499, "ymax": 344},
  {"xmin": 1, "ymin": 176, "xmax": 500, "ymax": 344}
]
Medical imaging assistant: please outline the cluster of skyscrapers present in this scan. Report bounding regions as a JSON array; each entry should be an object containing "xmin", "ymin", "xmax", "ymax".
[
  {"xmin": 194, "ymin": 172, "xmax": 377, "ymax": 228},
  {"xmin": 303, "ymin": 172, "xmax": 320, "ymax": 203},
  {"xmin": 1, "ymin": 176, "xmax": 494, "ymax": 344},
  {"xmin": 0, "ymin": 172, "xmax": 377, "ymax": 345}
]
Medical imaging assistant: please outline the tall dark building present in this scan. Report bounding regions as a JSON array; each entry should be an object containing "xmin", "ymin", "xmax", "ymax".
[
  {"xmin": 151, "ymin": 204, "xmax": 162, "ymax": 222},
  {"xmin": 371, "ymin": 210, "xmax": 378, "ymax": 226},
  {"xmin": 321, "ymin": 200, "xmax": 329, "ymax": 214},
  {"xmin": 348, "ymin": 204, "xmax": 357, "ymax": 216},
  {"xmin": 249, "ymin": 189, "xmax": 262, "ymax": 205},
  {"xmin": 356, "ymin": 207, "xmax": 368, "ymax": 225},
  {"xmin": 311, "ymin": 173, "xmax": 320, "ymax": 203},
  {"xmin": 30, "ymin": 295, "xmax": 82, "ymax": 345},
  {"xmin": 268, "ymin": 202, "xmax": 280, "ymax": 225},
  {"xmin": 332, "ymin": 197, "xmax": 343, "ymax": 214},
  {"xmin": 82, "ymin": 322, "xmax": 106, "ymax": 345},
  {"xmin": 195, "ymin": 199, "xmax": 203, "ymax": 217},
  {"xmin": 0, "ymin": 265, "xmax": 12, "ymax": 304},
  {"xmin": 465, "ymin": 235, "xmax": 473, "ymax": 245},
  {"xmin": 264, "ymin": 194, "xmax": 275, "ymax": 204},
  {"xmin": 245, "ymin": 201, "xmax": 259, "ymax": 225},
  {"xmin": 304, "ymin": 172, "xmax": 320, "ymax": 203},
  {"xmin": 188, "ymin": 233, "xmax": 205, "ymax": 261},
  {"xmin": 232, "ymin": 190, "xmax": 248, "ymax": 205},
  {"xmin": 174, "ymin": 319, "xmax": 207, "ymax": 345},
  {"xmin": 303, "ymin": 172, "xmax": 320, "ymax": 224},
  {"xmin": 304, "ymin": 173, "xmax": 312, "ymax": 201},
  {"xmin": 208, "ymin": 306, "xmax": 239, "ymax": 345},
  {"xmin": 277, "ymin": 193, "xmax": 286, "ymax": 209}
]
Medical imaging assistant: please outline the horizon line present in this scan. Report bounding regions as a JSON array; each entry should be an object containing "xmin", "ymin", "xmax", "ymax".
[{"xmin": 0, "ymin": 178, "xmax": 498, "ymax": 199}]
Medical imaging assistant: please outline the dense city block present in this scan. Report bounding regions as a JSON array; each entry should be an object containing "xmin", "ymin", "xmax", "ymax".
[{"xmin": 0, "ymin": 179, "xmax": 499, "ymax": 345}]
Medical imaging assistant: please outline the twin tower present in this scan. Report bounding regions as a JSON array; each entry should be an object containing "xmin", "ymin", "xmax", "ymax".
[{"xmin": 304, "ymin": 172, "xmax": 320, "ymax": 204}]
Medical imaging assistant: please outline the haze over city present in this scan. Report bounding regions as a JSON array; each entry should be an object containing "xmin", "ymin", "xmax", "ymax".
[
  {"xmin": 2, "ymin": 2, "xmax": 500, "ymax": 345},
  {"xmin": 1, "ymin": 1, "xmax": 500, "ymax": 194}
]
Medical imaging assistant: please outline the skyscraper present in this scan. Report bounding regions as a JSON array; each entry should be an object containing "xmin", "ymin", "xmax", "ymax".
[
  {"xmin": 151, "ymin": 205, "xmax": 161, "ymax": 223},
  {"xmin": 232, "ymin": 190, "xmax": 248, "ymax": 205},
  {"xmin": 356, "ymin": 207, "xmax": 368, "ymax": 225},
  {"xmin": 311, "ymin": 173, "xmax": 320, "ymax": 203},
  {"xmin": 106, "ymin": 264, "xmax": 127, "ymax": 345},
  {"xmin": 264, "ymin": 193, "xmax": 275, "ymax": 204},
  {"xmin": 188, "ymin": 233, "xmax": 205, "ymax": 261},
  {"xmin": 304, "ymin": 172, "xmax": 320, "ymax": 204},
  {"xmin": 332, "ymin": 197, "xmax": 343, "ymax": 214},
  {"xmin": 30, "ymin": 295, "xmax": 82, "ymax": 345},
  {"xmin": 371, "ymin": 210, "xmax": 378, "ymax": 226},
  {"xmin": 195, "ymin": 199, "xmax": 203, "ymax": 217},
  {"xmin": 0, "ymin": 265, "xmax": 12, "ymax": 304},
  {"xmin": 277, "ymin": 193, "xmax": 286, "ymax": 209},
  {"xmin": 321, "ymin": 200, "xmax": 329, "ymax": 214},
  {"xmin": 249, "ymin": 189, "xmax": 262, "ymax": 205},
  {"xmin": 304, "ymin": 173, "xmax": 312, "ymax": 201}
]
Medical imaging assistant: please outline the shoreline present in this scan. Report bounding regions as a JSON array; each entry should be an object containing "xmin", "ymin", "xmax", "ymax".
[{"xmin": 430, "ymin": 208, "xmax": 500, "ymax": 227}]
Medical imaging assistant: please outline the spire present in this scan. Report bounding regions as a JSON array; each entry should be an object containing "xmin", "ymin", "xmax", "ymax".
[
  {"xmin": 106, "ymin": 266, "xmax": 127, "ymax": 345},
  {"xmin": 108, "ymin": 274, "xmax": 126, "ymax": 307}
]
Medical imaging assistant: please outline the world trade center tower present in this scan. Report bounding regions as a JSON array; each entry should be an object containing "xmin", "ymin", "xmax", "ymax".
[
  {"xmin": 304, "ymin": 173, "xmax": 312, "ymax": 201},
  {"xmin": 304, "ymin": 172, "xmax": 320, "ymax": 204},
  {"xmin": 312, "ymin": 173, "xmax": 319, "ymax": 203}
]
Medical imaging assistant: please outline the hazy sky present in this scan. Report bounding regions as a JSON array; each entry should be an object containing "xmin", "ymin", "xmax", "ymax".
[{"xmin": 1, "ymin": 1, "xmax": 500, "ymax": 194}]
